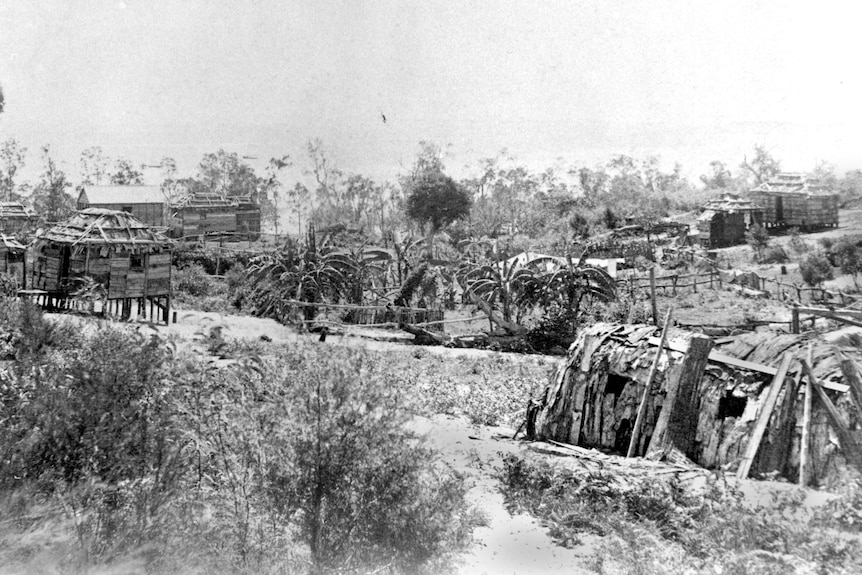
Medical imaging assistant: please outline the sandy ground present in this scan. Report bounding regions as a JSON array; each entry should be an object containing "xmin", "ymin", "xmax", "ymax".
[
  {"xmin": 412, "ymin": 416, "xmax": 594, "ymax": 575},
  {"xmin": 156, "ymin": 310, "xmax": 593, "ymax": 574}
]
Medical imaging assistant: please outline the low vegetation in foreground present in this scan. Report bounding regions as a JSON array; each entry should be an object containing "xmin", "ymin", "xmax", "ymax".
[
  {"xmin": 502, "ymin": 455, "xmax": 862, "ymax": 574},
  {"xmin": 0, "ymin": 300, "xmax": 521, "ymax": 575}
]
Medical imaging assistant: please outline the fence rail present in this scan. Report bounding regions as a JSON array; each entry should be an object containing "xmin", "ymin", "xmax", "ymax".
[{"xmin": 618, "ymin": 269, "xmax": 861, "ymax": 307}]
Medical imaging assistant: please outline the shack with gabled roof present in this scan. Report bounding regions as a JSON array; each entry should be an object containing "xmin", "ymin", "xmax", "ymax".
[
  {"xmin": 77, "ymin": 185, "xmax": 166, "ymax": 227},
  {"xmin": 30, "ymin": 208, "xmax": 173, "ymax": 322},
  {"xmin": 696, "ymin": 193, "xmax": 763, "ymax": 247}
]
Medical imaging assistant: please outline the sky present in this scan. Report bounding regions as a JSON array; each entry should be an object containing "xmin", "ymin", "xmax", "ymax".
[{"xmin": 0, "ymin": 0, "xmax": 860, "ymax": 188}]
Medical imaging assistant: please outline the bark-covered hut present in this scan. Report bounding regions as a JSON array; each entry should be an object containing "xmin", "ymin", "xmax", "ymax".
[
  {"xmin": 30, "ymin": 209, "xmax": 173, "ymax": 322},
  {"xmin": 528, "ymin": 322, "xmax": 862, "ymax": 488}
]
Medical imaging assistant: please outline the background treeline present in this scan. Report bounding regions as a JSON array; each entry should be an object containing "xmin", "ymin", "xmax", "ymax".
[{"xmin": 3, "ymin": 134, "xmax": 862, "ymax": 246}]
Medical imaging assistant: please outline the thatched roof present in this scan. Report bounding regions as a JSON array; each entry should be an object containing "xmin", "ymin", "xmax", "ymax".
[
  {"xmin": 751, "ymin": 173, "xmax": 836, "ymax": 197},
  {"xmin": 0, "ymin": 202, "xmax": 34, "ymax": 219},
  {"xmin": 0, "ymin": 234, "xmax": 25, "ymax": 252},
  {"xmin": 173, "ymin": 193, "xmax": 255, "ymax": 209},
  {"xmin": 37, "ymin": 208, "xmax": 173, "ymax": 250}
]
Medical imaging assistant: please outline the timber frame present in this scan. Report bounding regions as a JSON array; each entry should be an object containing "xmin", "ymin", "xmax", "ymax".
[{"xmin": 29, "ymin": 208, "xmax": 174, "ymax": 323}]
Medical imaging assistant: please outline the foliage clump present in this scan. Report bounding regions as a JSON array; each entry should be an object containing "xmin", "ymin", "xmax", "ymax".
[
  {"xmin": 799, "ymin": 252, "xmax": 834, "ymax": 287},
  {"xmin": 501, "ymin": 455, "xmax": 862, "ymax": 574},
  {"xmin": 0, "ymin": 301, "xmax": 478, "ymax": 573}
]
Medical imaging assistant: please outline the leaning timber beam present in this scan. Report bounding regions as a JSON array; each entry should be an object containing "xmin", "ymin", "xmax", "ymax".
[
  {"xmin": 468, "ymin": 292, "xmax": 527, "ymax": 336},
  {"xmin": 736, "ymin": 352, "xmax": 793, "ymax": 479},
  {"xmin": 399, "ymin": 322, "xmax": 450, "ymax": 345},
  {"xmin": 802, "ymin": 358, "xmax": 862, "ymax": 472},
  {"xmin": 647, "ymin": 333, "xmax": 714, "ymax": 459},
  {"xmin": 628, "ymin": 309, "xmax": 673, "ymax": 458}
]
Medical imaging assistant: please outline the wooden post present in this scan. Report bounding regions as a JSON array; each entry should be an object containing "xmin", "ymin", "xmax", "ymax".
[
  {"xmin": 799, "ymin": 344, "xmax": 813, "ymax": 487},
  {"xmin": 692, "ymin": 273, "xmax": 697, "ymax": 293},
  {"xmin": 803, "ymin": 358, "xmax": 862, "ymax": 471},
  {"xmin": 627, "ymin": 308, "xmax": 673, "ymax": 458},
  {"xmin": 649, "ymin": 267, "xmax": 658, "ymax": 326},
  {"xmin": 647, "ymin": 333, "xmax": 714, "ymax": 459},
  {"xmin": 709, "ymin": 269, "xmax": 714, "ymax": 289},
  {"xmin": 835, "ymin": 348, "xmax": 862, "ymax": 415},
  {"xmin": 791, "ymin": 305, "xmax": 800, "ymax": 334},
  {"xmin": 672, "ymin": 274, "xmax": 678, "ymax": 296},
  {"xmin": 736, "ymin": 352, "xmax": 793, "ymax": 479}
]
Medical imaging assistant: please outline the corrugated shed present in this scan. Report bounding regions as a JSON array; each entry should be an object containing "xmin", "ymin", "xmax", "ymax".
[{"xmin": 78, "ymin": 185, "xmax": 164, "ymax": 205}]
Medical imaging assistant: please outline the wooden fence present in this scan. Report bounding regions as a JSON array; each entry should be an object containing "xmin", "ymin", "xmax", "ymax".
[{"xmin": 618, "ymin": 269, "xmax": 861, "ymax": 307}]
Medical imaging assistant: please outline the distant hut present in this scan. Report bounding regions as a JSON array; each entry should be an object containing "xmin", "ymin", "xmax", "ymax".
[
  {"xmin": 696, "ymin": 193, "xmax": 763, "ymax": 247},
  {"xmin": 528, "ymin": 322, "xmax": 861, "ymax": 488},
  {"xmin": 0, "ymin": 202, "xmax": 35, "ymax": 236},
  {"xmin": 748, "ymin": 173, "xmax": 839, "ymax": 230},
  {"xmin": 0, "ymin": 235, "xmax": 27, "ymax": 288},
  {"xmin": 170, "ymin": 193, "xmax": 261, "ymax": 241},
  {"xmin": 30, "ymin": 209, "xmax": 173, "ymax": 322},
  {"xmin": 77, "ymin": 185, "xmax": 167, "ymax": 227}
]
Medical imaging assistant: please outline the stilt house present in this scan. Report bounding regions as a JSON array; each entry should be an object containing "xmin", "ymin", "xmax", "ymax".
[
  {"xmin": 748, "ymin": 173, "xmax": 839, "ymax": 230},
  {"xmin": 30, "ymin": 209, "xmax": 173, "ymax": 322},
  {"xmin": 170, "ymin": 193, "xmax": 260, "ymax": 241},
  {"xmin": 528, "ymin": 323, "xmax": 862, "ymax": 488},
  {"xmin": 77, "ymin": 185, "xmax": 167, "ymax": 227},
  {"xmin": 696, "ymin": 194, "xmax": 763, "ymax": 248}
]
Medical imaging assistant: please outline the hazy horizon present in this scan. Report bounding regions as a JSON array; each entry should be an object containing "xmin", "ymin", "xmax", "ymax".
[{"xmin": 1, "ymin": 1, "xmax": 859, "ymax": 188}]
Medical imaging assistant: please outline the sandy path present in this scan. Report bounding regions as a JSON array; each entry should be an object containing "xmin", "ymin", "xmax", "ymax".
[
  {"xmin": 162, "ymin": 310, "xmax": 591, "ymax": 574},
  {"xmin": 413, "ymin": 416, "xmax": 593, "ymax": 575}
]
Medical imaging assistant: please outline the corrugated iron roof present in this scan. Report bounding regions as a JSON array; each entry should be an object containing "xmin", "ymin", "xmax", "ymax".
[
  {"xmin": 78, "ymin": 185, "xmax": 164, "ymax": 205},
  {"xmin": 702, "ymin": 194, "xmax": 762, "ymax": 213}
]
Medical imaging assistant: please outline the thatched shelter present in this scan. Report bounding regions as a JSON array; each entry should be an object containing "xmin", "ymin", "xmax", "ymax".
[
  {"xmin": 528, "ymin": 322, "xmax": 862, "ymax": 488},
  {"xmin": 30, "ymin": 209, "xmax": 173, "ymax": 322}
]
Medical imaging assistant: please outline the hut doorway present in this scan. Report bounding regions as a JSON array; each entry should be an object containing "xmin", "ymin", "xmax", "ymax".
[
  {"xmin": 614, "ymin": 419, "xmax": 633, "ymax": 454},
  {"xmin": 775, "ymin": 196, "xmax": 784, "ymax": 223}
]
